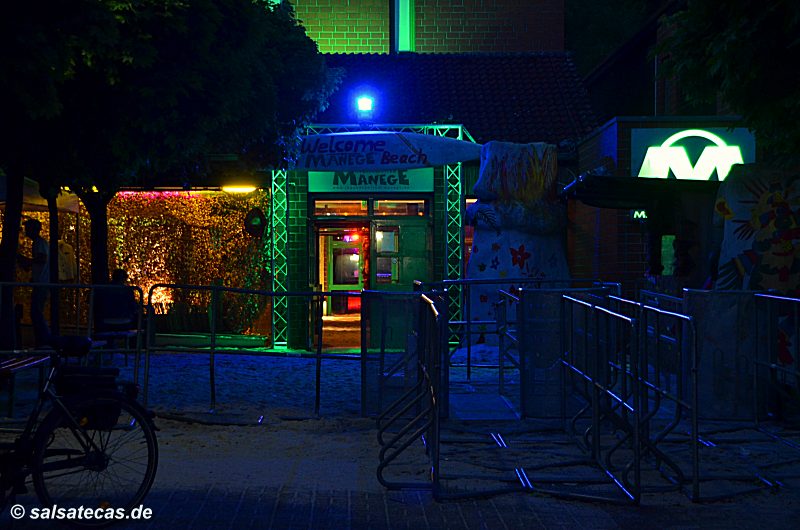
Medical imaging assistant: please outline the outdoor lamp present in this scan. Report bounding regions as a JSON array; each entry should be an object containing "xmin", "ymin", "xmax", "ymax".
[
  {"xmin": 356, "ymin": 96, "xmax": 373, "ymax": 112},
  {"xmin": 356, "ymin": 95, "xmax": 374, "ymax": 121}
]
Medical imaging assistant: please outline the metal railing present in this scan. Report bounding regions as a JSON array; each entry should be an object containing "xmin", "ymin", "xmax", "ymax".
[
  {"xmin": 143, "ymin": 283, "xmax": 362, "ymax": 414},
  {"xmin": 570, "ymin": 292, "xmax": 800, "ymax": 502},
  {"xmin": 606, "ymin": 295, "xmax": 700, "ymax": 500},
  {"xmin": 754, "ymin": 293, "xmax": 800, "ymax": 434},
  {"xmin": 361, "ymin": 290, "xmax": 426, "ymax": 417},
  {"xmin": 496, "ymin": 289, "xmax": 520, "ymax": 398},
  {"xmin": 0, "ymin": 281, "xmax": 145, "ymax": 362},
  {"xmin": 367, "ymin": 285, "xmax": 800, "ymax": 504},
  {"xmin": 639, "ymin": 289, "xmax": 683, "ymax": 313},
  {"xmin": 1, "ymin": 280, "xmax": 395, "ymax": 418},
  {"xmin": 415, "ymin": 278, "xmax": 619, "ymax": 380}
]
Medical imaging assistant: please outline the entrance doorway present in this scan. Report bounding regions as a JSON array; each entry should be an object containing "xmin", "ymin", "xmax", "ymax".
[
  {"xmin": 316, "ymin": 220, "xmax": 432, "ymax": 303},
  {"xmin": 314, "ymin": 208, "xmax": 433, "ymax": 351},
  {"xmin": 317, "ymin": 226, "xmax": 366, "ymax": 350},
  {"xmin": 318, "ymin": 227, "xmax": 367, "ymax": 316}
]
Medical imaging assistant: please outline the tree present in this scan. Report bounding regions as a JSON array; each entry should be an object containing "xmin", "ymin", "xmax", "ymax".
[
  {"xmin": 658, "ymin": 0, "xmax": 800, "ymax": 155},
  {"xmin": 62, "ymin": 0, "xmax": 336, "ymax": 284},
  {"xmin": 0, "ymin": 0, "xmax": 336, "ymax": 344},
  {"xmin": 0, "ymin": 0, "xmax": 124, "ymax": 346}
]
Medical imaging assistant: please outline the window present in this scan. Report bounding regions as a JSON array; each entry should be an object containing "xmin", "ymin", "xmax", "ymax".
[
  {"xmin": 374, "ymin": 199, "xmax": 426, "ymax": 216},
  {"xmin": 332, "ymin": 247, "xmax": 360, "ymax": 285},
  {"xmin": 314, "ymin": 200, "xmax": 367, "ymax": 216},
  {"xmin": 375, "ymin": 257, "xmax": 398, "ymax": 283},
  {"xmin": 375, "ymin": 227, "xmax": 399, "ymax": 283},
  {"xmin": 375, "ymin": 228, "xmax": 398, "ymax": 253}
]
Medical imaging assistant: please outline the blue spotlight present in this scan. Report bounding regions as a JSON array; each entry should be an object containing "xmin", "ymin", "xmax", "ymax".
[{"xmin": 356, "ymin": 96, "xmax": 374, "ymax": 112}]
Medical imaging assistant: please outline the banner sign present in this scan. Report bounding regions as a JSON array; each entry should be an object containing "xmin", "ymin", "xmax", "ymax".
[
  {"xmin": 631, "ymin": 128, "xmax": 755, "ymax": 181},
  {"xmin": 309, "ymin": 168, "xmax": 434, "ymax": 193},
  {"xmin": 295, "ymin": 131, "xmax": 481, "ymax": 171}
]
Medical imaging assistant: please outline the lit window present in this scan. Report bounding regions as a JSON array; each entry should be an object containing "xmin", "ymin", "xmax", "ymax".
[
  {"xmin": 374, "ymin": 199, "xmax": 426, "ymax": 216},
  {"xmin": 314, "ymin": 200, "xmax": 368, "ymax": 216}
]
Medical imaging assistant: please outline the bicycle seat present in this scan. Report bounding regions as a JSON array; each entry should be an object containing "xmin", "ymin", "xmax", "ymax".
[{"xmin": 49, "ymin": 335, "xmax": 93, "ymax": 357}]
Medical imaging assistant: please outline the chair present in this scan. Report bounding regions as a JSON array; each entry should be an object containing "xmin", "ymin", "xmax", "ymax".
[{"xmin": 89, "ymin": 286, "xmax": 144, "ymax": 368}]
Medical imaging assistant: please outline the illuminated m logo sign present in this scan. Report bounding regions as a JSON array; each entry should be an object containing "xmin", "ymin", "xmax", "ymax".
[{"xmin": 637, "ymin": 129, "xmax": 743, "ymax": 181}]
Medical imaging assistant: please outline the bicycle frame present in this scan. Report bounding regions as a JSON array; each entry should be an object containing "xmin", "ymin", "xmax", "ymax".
[{"xmin": 2, "ymin": 358, "xmax": 120, "ymax": 496}]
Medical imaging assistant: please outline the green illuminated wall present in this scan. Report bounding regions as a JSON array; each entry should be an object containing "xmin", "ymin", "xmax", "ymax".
[
  {"xmin": 293, "ymin": 0, "xmax": 390, "ymax": 53},
  {"xmin": 290, "ymin": 0, "xmax": 564, "ymax": 54},
  {"xmin": 414, "ymin": 0, "xmax": 563, "ymax": 52}
]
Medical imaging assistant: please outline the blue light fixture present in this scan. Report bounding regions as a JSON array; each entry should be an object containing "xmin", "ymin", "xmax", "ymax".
[
  {"xmin": 356, "ymin": 96, "xmax": 374, "ymax": 112},
  {"xmin": 355, "ymin": 94, "xmax": 375, "ymax": 123}
]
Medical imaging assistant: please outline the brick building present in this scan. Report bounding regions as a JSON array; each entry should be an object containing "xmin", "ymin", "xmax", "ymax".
[
  {"xmin": 292, "ymin": 0, "xmax": 564, "ymax": 54},
  {"xmin": 567, "ymin": 1, "xmax": 756, "ymax": 295},
  {"xmin": 269, "ymin": 0, "xmax": 596, "ymax": 347}
]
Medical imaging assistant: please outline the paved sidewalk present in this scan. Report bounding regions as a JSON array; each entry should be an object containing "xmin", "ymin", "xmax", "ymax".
[{"xmin": 6, "ymin": 481, "xmax": 800, "ymax": 529}]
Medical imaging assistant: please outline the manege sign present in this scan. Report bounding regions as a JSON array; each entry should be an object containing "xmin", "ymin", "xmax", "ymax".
[
  {"xmin": 309, "ymin": 168, "xmax": 434, "ymax": 193},
  {"xmin": 632, "ymin": 128, "xmax": 755, "ymax": 181}
]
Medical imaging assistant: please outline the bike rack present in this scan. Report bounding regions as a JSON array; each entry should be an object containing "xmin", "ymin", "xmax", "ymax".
[
  {"xmin": 597, "ymin": 293, "xmax": 800, "ymax": 502},
  {"xmin": 375, "ymin": 287, "xmax": 800, "ymax": 505},
  {"xmin": 376, "ymin": 293, "xmax": 443, "ymax": 496},
  {"xmin": 559, "ymin": 295, "xmax": 643, "ymax": 504}
]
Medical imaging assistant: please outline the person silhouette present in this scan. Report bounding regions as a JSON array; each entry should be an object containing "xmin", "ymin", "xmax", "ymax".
[
  {"xmin": 18, "ymin": 219, "xmax": 50, "ymax": 347},
  {"xmin": 94, "ymin": 268, "xmax": 140, "ymax": 334}
]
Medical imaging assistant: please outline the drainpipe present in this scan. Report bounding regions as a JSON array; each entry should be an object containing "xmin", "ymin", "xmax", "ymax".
[{"xmin": 389, "ymin": 0, "xmax": 398, "ymax": 54}]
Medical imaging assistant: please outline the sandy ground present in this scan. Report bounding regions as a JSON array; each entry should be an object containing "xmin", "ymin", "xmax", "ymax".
[{"xmin": 152, "ymin": 414, "xmax": 382, "ymax": 493}]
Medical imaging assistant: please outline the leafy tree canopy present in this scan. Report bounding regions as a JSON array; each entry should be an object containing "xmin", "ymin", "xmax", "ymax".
[
  {"xmin": 658, "ymin": 0, "xmax": 800, "ymax": 155},
  {"xmin": 0, "ymin": 0, "xmax": 337, "ymax": 285},
  {"xmin": 2, "ymin": 0, "xmax": 336, "ymax": 189}
]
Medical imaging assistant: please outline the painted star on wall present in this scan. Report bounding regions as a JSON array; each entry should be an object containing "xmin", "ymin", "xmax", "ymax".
[{"xmin": 510, "ymin": 244, "xmax": 531, "ymax": 269}]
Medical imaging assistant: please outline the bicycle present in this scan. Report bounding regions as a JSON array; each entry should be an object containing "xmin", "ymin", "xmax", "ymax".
[{"xmin": 0, "ymin": 336, "xmax": 158, "ymax": 525}]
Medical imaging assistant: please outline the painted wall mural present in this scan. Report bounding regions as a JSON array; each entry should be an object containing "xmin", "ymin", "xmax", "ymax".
[
  {"xmin": 465, "ymin": 141, "xmax": 570, "ymax": 343},
  {"xmin": 715, "ymin": 164, "xmax": 800, "ymax": 294},
  {"xmin": 714, "ymin": 163, "xmax": 800, "ymax": 364}
]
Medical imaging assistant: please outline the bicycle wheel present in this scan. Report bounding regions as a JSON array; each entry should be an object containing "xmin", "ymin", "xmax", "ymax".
[{"xmin": 31, "ymin": 393, "xmax": 158, "ymax": 520}]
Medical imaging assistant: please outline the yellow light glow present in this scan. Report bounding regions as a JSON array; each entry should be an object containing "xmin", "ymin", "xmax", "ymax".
[{"xmin": 222, "ymin": 186, "xmax": 257, "ymax": 193}]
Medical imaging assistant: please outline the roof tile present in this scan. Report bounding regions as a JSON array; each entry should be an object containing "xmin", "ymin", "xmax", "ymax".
[{"xmin": 318, "ymin": 52, "xmax": 597, "ymax": 145}]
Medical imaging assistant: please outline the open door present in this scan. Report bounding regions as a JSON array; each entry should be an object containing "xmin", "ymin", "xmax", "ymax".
[{"xmin": 319, "ymin": 228, "xmax": 365, "ymax": 315}]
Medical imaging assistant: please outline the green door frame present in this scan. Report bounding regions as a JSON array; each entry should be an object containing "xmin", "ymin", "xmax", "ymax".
[{"xmin": 327, "ymin": 237, "xmax": 363, "ymax": 314}]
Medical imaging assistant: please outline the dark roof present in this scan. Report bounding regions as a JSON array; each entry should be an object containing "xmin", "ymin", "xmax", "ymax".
[
  {"xmin": 317, "ymin": 53, "xmax": 597, "ymax": 146},
  {"xmin": 561, "ymin": 173, "xmax": 719, "ymax": 210}
]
